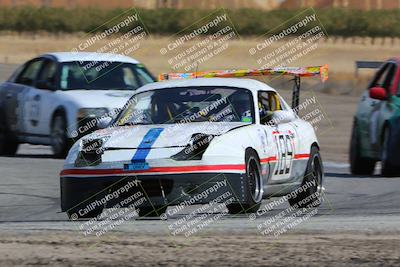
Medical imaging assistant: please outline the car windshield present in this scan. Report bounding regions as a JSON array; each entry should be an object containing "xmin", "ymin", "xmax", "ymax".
[
  {"xmin": 59, "ymin": 62, "xmax": 154, "ymax": 90},
  {"xmin": 116, "ymin": 86, "xmax": 254, "ymax": 125}
]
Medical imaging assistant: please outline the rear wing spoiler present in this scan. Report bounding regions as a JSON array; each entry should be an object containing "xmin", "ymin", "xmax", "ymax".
[
  {"xmin": 158, "ymin": 65, "xmax": 329, "ymax": 114},
  {"xmin": 355, "ymin": 61, "xmax": 384, "ymax": 77}
]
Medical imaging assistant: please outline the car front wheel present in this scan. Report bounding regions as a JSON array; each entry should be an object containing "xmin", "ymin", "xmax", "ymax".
[
  {"xmin": 227, "ymin": 149, "xmax": 262, "ymax": 214},
  {"xmin": 51, "ymin": 113, "xmax": 70, "ymax": 158},
  {"xmin": 289, "ymin": 146, "xmax": 323, "ymax": 208}
]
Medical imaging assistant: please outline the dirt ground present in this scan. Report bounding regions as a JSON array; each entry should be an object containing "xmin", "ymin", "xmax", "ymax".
[{"xmin": 0, "ymin": 232, "xmax": 399, "ymax": 267}]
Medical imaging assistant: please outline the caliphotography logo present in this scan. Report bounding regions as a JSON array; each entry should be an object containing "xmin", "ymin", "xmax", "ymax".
[{"xmin": 159, "ymin": 8, "xmax": 239, "ymax": 72}]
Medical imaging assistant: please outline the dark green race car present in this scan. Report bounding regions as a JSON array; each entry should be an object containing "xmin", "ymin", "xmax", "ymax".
[{"xmin": 351, "ymin": 58, "xmax": 400, "ymax": 176}]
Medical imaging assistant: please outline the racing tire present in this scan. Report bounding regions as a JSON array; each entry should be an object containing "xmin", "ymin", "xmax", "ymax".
[
  {"xmin": 227, "ymin": 149, "xmax": 262, "ymax": 214},
  {"xmin": 350, "ymin": 123, "xmax": 375, "ymax": 175},
  {"xmin": 381, "ymin": 127, "xmax": 399, "ymax": 177},
  {"xmin": 51, "ymin": 113, "xmax": 71, "ymax": 159},
  {"xmin": 67, "ymin": 208, "xmax": 104, "ymax": 220},
  {"xmin": 288, "ymin": 146, "xmax": 323, "ymax": 208},
  {"xmin": 138, "ymin": 206, "xmax": 167, "ymax": 218},
  {"xmin": 0, "ymin": 123, "xmax": 19, "ymax": 156}
]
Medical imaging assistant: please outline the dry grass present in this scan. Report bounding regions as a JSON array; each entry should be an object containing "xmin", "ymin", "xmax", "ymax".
[
  {"xmin": 0, "ymin": 33, "xmax": 398, "ymax": 95},
  {"xmin": 0, "ymin": 33, "xmax": 399, "ymax": 78}
]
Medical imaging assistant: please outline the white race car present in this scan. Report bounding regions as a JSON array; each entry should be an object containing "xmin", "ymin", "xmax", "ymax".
[
  {"xmin": 0, "ymin": 52, "xmax": 154, "ymax": 157},
  {"xmin": 60, "ymin": 66, "xmax": 328, "ymax": 219}
]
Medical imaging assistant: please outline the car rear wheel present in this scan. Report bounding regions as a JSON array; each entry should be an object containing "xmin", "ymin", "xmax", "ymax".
[
  {"xmin": 0, "ymin": 123, "xmax": 19, "ymax": 156},
  {"xmin": 289, "ymin": 146, "xmax": 323, "ymax": 208},
  {"xmin": 350, "ymin": 123, "xmax": 375, "ymax": 175},
  {"xmin": 227, "ymin": 150, "xmax": 262, "ymax": 214},
  {"xmin": 51, "ymin": 113, "xmax": 70, "ymax": 158}
]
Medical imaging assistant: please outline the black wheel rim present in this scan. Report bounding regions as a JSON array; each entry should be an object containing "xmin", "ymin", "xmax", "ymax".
[
  {"xmin": 247, "ymin": 157, "xmax": 262, "ymax": 203},
  {"xmin": 308, "ymin": 155, "xmax": 322, "ymax": 195}
]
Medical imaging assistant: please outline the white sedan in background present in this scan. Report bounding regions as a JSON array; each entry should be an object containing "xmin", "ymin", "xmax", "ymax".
[{"xmin": 0, "ymin": 52, "xmax": 154, "ymax": 157}]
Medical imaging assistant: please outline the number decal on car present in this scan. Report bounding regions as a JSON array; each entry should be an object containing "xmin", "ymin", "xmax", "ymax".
[{"xmin": 274, "ymin": 132, "xmax": 295, "ymax": 176}]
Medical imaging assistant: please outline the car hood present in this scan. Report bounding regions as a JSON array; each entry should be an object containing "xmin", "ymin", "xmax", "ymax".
[
  {"xmin": 57, "ymin": 90, "xmax": 135, "ymax": 109},
  {"xmin": 83, "ymin": 122, "xmax": 249, "ymax": 149}
]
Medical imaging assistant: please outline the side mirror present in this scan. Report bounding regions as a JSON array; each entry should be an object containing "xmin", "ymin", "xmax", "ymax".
[
  {"xmin": 36, "ymin": 80, "xmax": 56, "ymax": 91},
  {"xmin": 369, "ymin": 86, "xmax": 387, "ymax": 100},
  {"xmin": 271, "ymin": 110, "xmax": 296, "ymax": 124},
  {"xmin": 97, "ymin": 117, "xmax": 112, "ymax": 129}
]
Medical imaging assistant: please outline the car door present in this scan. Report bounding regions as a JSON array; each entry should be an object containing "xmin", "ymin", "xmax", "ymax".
[
  {"xmin": 358, "ymin": 62, "xmax": 396, "ymax": 157},
  {"xmin": 258, "ymin": 91, "xmax": 298, "ymax": 182},
  {"xmin": 4, "ymin": 59, "xmax": 45, "ymax": 136},
  {"xmin": 23, "ymin": 59, "xmax": 58, "ymax": 137}
]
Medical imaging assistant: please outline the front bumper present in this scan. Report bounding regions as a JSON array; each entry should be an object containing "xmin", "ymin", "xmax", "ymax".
[{"xmin": 60, "ymin": 172, "xmax": 247, "ymax": 213}]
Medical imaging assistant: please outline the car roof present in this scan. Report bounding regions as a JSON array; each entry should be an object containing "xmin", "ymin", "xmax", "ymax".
[
  {"xmin": 135, "ymin": 77, "xmax": 276, "ymax": 94},
  {"xmin": 41, "ymin": 52, "xmax": 140, "ymax": 64}
]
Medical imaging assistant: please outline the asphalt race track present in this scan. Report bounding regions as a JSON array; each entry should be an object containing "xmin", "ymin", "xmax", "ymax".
[
  {"xmin": 1, "ymin": 144, "xmax": 399, "ymax": 234},
  {"xmin": 1, "ymin": 63, "xmax": 399, "ymax": 234},
  {"xmin": 1, "ymin": 64, "xmax": 400, "ymax": 266}
]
